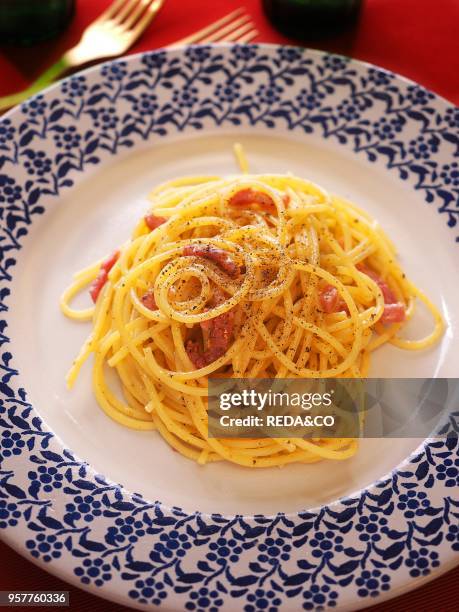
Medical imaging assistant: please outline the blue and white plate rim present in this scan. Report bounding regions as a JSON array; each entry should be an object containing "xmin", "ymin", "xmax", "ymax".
[{"xmin": 0, "ymin": 43, "xmax": 458, "ymax": 611}]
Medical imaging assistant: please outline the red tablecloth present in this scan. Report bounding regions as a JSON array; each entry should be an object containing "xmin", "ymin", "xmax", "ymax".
[
  {"xmin": 1, "ymin": 0, "xmax": 459, "ymax": 104},
  {"xmin": 0, "ymin": 0, "xmax": 458, "ymax": 610}
]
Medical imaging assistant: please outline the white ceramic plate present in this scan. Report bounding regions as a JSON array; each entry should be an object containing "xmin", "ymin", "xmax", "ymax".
[{"xmin": 0, "ymin": 44, "xmax": 458, "ymax": 611}]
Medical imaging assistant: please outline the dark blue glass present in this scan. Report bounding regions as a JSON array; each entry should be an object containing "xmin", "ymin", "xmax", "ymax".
[
  {"xmin": 0, "ymin": 0, "xmax": 75, "ymax": 45},
  {"xmin": 262, "ymin": 0, "xmax": 362, "ymax": 40}
]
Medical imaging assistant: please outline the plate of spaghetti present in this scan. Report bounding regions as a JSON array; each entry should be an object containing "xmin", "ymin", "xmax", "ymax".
[{"xmin": 1, "ymin": 45, "xmax": 458, "ymax": 611}]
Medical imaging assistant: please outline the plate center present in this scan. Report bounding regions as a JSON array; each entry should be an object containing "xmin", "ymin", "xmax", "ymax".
[{"xmin": 8, "ymin": 133, "xmax": 457, "ymax": 515}]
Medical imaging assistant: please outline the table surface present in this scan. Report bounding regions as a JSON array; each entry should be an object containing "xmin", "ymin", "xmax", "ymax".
[
  {"xmin": 0, "ymin": 0, "xmax": 458, "ymax": 610},
  {"xmin": 1, "ymin": 0, "xmax": 459, "ymax": 105}
]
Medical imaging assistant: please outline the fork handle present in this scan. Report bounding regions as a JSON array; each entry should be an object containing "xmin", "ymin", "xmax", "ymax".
[{"xmin": 0, "ymin": 56, "xmax": 71, "ymax": 112}]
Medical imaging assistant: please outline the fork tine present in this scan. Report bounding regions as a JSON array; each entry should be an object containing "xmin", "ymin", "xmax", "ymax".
[
  {"xmin": 168, "ymin": 7, "xmax": 245, "ymax": 47},
  {"xmin": 197, "ymin": 14, "xmax": 252, "ymax": 44},
  {"xmin": 202, "ymin": 20, "xmax": 255, "ymax": 44},
  {"xmin": 93, "ymin": 0, "xmax": 126, "ymax": 23},
  {"xmin": 123, "ymin": 0, "xmax": 153, "ymax": 29},
  {"xmin": 112, "ymin": 0, "xmax": 143, "ymax": 25},
  {"xmin": 129, "ymin": 0, "xmax": 163, "ymax": 40},
  {"xmin": 232, "ymin": 29, "xmax": 259, "ymax": 43}
]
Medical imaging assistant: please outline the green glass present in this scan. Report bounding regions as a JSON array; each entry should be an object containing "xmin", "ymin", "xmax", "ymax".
[
  {"xmin": 0, "ymin": 0, "xmax": 75, "ymax": 45},
  {"xmin": 262, "ymin": 0, "xmax": 362, "ymax": 40}
]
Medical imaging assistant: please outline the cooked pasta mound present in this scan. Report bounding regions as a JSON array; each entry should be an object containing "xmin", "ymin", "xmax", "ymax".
[{"xmin": 61, "ymin": 153, "xmax": 444, "ymax": 467}]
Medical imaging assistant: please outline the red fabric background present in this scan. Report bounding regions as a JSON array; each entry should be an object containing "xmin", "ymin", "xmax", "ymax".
[
  {"xmin": 0, "ymin": 0, "xmax": 458, "ymax": 610},
  {"xmin": 1, "ymin": 0, "xmax": 459, "ymax": 103}
]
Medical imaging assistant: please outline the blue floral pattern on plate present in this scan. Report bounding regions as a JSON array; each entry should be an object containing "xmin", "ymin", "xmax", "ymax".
[{"xmin": 0, "ymin": 45, "xmax": 458, "ymax": 611}]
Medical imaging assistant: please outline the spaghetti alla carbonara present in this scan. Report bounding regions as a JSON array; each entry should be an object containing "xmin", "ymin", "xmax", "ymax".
[{"xmin": 61, "ymin": 148, "xmax": 444, "ymax": 467}]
